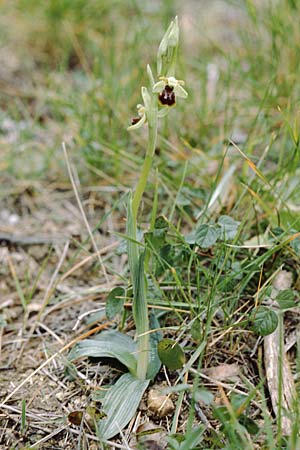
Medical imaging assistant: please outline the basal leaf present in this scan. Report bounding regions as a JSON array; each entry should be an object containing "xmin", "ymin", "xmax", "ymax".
[
  {"xmin": 276, "ymin": 289, "xmax": 295, "ymax": 310},
  {"xmin": 218, "ymin": 215, "xmax": 240, "ymax": 240},
  {"xmin": 146, "ymin": 311, "xmax": 162, "ymax": 380},
  {"xmin": 98, "ymin": 373, "xmax": 149, "ymax": 440},
  {"xmin": 68, "ymin": 330, "xmax": 137, "ymax": 375},
  {"xmin": 251, "ymin": 307, "xmax": 278, "ymax": 336},
  {"xmin": 167, "ymin": 425, "xmax": 205, "ymax": 450},
  {"xmin": 157, "ymin": 339, "xmax": 185, "ymax": 370},
  {"xmin": 144, "ymin": 215, "xmax": 169, "ymax": 252},
  {"xmin": 144, "ymin": 229, "xmax": 167, "ymax": 252},
  {"xmin": 186, "ymin": 224, "xmax": 219, "ymax": 248},
  {"xmin": 290, "ymin": 232, "xmax": 300, "ymax": 255},
  {"xmin": 194, "ymin": 389, "xmax": 214, "ymax": 405},
  {"xmin": 154, "ymin": 215, "xmax": 169, "ymax": 230},
  {"xmin": 191, "ymin": 318, "xmax": 202, "ymax": 342},
  {"xmin": 105, "ymin": 287, "xmax": 125, "ymax": 319},
  {"xmin": 238, "ymin": 415, "xmax": 259, "ymax": 435}
]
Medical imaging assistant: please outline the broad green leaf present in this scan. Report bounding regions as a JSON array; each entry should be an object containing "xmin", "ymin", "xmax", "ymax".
[
  {"xmin": 105, "ymin": 287, "xmax": 125, "ymax": 319},
  {"xmin": 194, "ymin": 389, "xmax": 214, "ymax": 405},
  {"xmin": 279, "ymin": 211, "xmax": 300, "ymax": 230},
  {"xmin": 251, "ymin": 307, "xmax": 278, "ymax": 336},
  {"xmin": 238, "ymin": 415, "xmax": 259, "ymax": 435},
  {"xmin": 144, "ymin": 229, "xmax": 167, "ymax": 251},
  {"xmin": 167, "ymin": 436, "xmax": 184, "ymax": 450},
  {"xmin": 157, "ymin": 339, "xmax": 185, "ymax": 370},
  {"xmin": 191, "ymin": 318, "xmax": 202, "ymax": 342},
  {"xmin": 213, "ymin": 405, "xmax": 230, "ymax": 423},
  {"xmin": 127, "ymin": 194, "xmax": 149, "ymax": 381},
  {"xmin": 290, "ymin": 237, "xmax": 300, "ymax": 256},
  {"xmin": 178, "ymin": 425, "xmax": 205, "ymax": 449},
  {"xmin": 85, "ymin": 309, "xmax": 106, "ymax": 325},
  {"xmin": 167, "ymin": 426, "xmax": 205, "ymax": 450},
  {"xmin": 146, "ymin": 311, "xmax": 162, "ymax": 380},
  {"xmin": 269, "ymin": 226, "xmax": 284, "ymax": 241},
  {"xmin": 218, "ymin": 215, "xmax": 240, "ymax": 240},
  {"xmin": 145, "ymin": 215, "xmax": 169, "ymax": 252},
  {"xmin": 98, "ymin": 373, "xmax": 149, "ymax": 440},
  {"xmin": 154, "ymin": 215, "xmax": 169, "ymax": 230},
  {"xmin": 276, "ymin": 289, "xmax": 295, "ymax": 310},
  {"xmin": 230, "ymin": 394, "xmax": 248, "ymax": 412},
  {"xmin": 133, "ymin": 251, "xmax": 149, "ymax": 380},
  {"xmin": 68, "ymin": 330, "xmax": 137, "ymax": 375},
  {"xmin": 186, "ymin": 224, "xmax": 219, "ymax": 248}
]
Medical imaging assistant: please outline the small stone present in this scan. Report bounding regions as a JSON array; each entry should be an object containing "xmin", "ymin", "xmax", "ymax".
[
  {"xmin": 88, "ymin": 443, "xmax": 98, "ymax": 450},
  {"xmin": 56, "ymin": 392, "xmax": 64, "ymax": 401},
  {"xmin": 147, "ymin": 389, "xmax": 174, "ymax": 417}
]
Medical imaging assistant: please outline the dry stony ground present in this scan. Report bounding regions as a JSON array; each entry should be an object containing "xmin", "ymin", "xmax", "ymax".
[{"xmin": 0, "ymin": 184, "xmax": 124, "ymax": 448}]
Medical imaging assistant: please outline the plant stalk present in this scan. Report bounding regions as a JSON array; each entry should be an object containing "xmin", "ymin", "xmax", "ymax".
[
  {"xmin": 132, "ymin": 106, "xmax": 158, "ymax": 222},
  {"xmin": 130, "ymin": 98, "xmax": 158, "ymax": 380}
]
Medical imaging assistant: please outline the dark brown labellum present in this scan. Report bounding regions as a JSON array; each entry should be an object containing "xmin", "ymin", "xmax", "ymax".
[
  {"xmin": 131, "ymin": 117, "xmax": 141, "ymax": 125},
  {"xmin": 158, "ymin": 85, "xmax": 175, "ymax": 106}
]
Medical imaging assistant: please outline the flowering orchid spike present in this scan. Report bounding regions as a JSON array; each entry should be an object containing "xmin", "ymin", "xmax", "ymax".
[{"xmin": 157, "ymin": 16, "xmax": 179, "ymax": 77}]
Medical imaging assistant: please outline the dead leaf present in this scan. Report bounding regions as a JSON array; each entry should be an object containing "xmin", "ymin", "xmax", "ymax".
[
  {"xmin": 68, "ymin": 410, "xmax": 83, "ymax": 426},
  {"xmin": 202, "ymin": 363, "xmax": 240, "ymax": 380},
  {"xmin": 138, "ymin": 422, "xmax": 167, "ymax": 449},
  {"xmin": 129, "ymin": 421, "xmax": 167, "ymax": 450}
]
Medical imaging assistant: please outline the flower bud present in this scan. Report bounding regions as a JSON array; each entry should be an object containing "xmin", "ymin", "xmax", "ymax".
[{"xmin": 157, "ymin": 16, "xmax": 179, "ymax": 78}]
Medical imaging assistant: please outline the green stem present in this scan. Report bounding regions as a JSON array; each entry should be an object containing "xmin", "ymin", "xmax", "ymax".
[
  {"xmin": 130, "ymin": 98, "xmax": 158, "ymax": 380},
  {"xmin": 132, "ymin": 109, "xmax": 158, "ymax": 222}
]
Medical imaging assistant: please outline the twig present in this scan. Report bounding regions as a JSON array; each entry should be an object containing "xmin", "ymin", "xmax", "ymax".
[
  {"xmin": 0, "ymin": 232, "xmax": 68, "ymax": 246},
  {"xmin": 264, "ymin": 270, "xmax": 295, "ymax": 436},
  {"xmin": 30, "ymin": 426, "xmax": 69, "ymax": 448}
]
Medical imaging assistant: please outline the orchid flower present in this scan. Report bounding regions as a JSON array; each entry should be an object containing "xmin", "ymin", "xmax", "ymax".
[{"xmin": 153, "ymin": 76, "xmax": 188, "ymax": 106}]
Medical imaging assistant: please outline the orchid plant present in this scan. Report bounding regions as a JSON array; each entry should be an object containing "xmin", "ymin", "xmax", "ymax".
[
  {"xmin": 69, "ymin": 17, "xmax": 187, "ymax": 441},
  {"xmin": 127, "ymin": 16, "xmax": 187, "ymax": 383}
]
